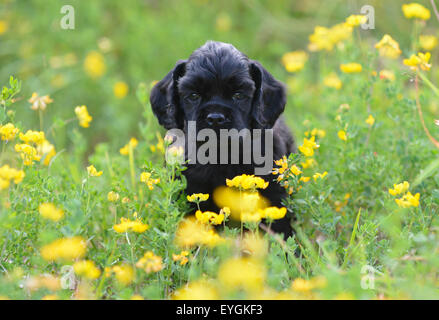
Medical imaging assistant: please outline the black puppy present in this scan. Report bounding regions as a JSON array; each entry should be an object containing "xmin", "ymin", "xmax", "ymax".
[{"xmin": 150, "ymin": 41, "xmax": 295, "ymax": 238}]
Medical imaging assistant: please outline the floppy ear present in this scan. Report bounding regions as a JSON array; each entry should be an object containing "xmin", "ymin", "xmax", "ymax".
[
  {"xmin": 249, "ymin": 60, "xmax": 287, "ymax": 129},
  {"xmin": 150, "ymin": 60, "xmax": 187, "ymax": 130}
]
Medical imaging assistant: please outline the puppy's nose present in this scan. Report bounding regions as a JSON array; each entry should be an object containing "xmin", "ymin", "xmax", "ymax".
[{"xmin": 206, "ymin": 112, "xmax": 226, "ymax": 126}]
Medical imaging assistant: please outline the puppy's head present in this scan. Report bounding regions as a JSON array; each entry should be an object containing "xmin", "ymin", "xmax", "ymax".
[{"xmin": 150, "ymin": 41, "xmax": 286, "ymax": 132}]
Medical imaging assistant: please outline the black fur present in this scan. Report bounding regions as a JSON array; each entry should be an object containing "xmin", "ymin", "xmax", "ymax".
[{"xmin": 150, "ymin": 41, "xmax": 296, "ymax": 238}]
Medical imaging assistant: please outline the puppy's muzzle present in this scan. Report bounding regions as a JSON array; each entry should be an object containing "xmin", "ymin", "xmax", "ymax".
[{"xmin": 199, "ymin": 104, "xmax": 232, "ymax": 128}]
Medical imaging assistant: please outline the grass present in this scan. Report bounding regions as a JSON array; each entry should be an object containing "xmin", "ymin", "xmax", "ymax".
[{"xmin": 0, "ymin": 0, "xmax": 438, "ymax": 300}]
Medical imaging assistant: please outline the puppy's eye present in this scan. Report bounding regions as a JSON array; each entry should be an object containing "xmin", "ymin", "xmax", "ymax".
[
  {"xmin": 232, "ymin": 92, "xmax": 246, "ymax": 100},
  {"xmin": 187, "ymin": 93, "xmax": 201, "ymax": 102}
]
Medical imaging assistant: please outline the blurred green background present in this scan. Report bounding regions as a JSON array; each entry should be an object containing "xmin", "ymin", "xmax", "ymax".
[{"xmin": 0, "ymin": 0, "xmax": 436, "ymax": 150}]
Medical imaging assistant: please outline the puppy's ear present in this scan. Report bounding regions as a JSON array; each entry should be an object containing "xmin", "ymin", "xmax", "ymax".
[
  {"xmin": 249, "ymin": 60, "xmax": 287, "ymax": 129},
  {"xmin": 150, "ymin": 60, "xmax": 187, "ymax": 129}
]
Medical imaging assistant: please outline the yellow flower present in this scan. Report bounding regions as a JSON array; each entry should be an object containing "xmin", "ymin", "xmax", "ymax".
[
  {"xmin": 0, "ymin": 20, "xmax": 8, "ymax": 35},
  {"xmin": 340, "ymin": 63, "xmax": 362, "ymax": 73},
  {"xmin": 298, "ymin": 136, "xmax": 320, "ymax": 157},
  {"xmin": 272, "ymin": 156, "xmax": 289, "ymax": 175},
  {"xmin": 107, "ymin": 191, "xmax": 120, "ymax": 202},
  {"xmin": 291, "ymin": 276, "xmax": 327, "ymax": 292},
  {"xmin": 419, "ymin": 35, "xmax": 438, "ymax": 51},
  {"xmin": 242, "ymin": 233, "xmax": 268, "ymax": 259},
  {"xmin": 323, "ymin": 73, "xmax": 342, "ymax": 90},
  {"xmin": 388, "ymin": 181, "xmax": 410, "ymax": 196},
  {"xmin": 365, "ymin": 114, "xmax": 375, "ymax": 126},
  {"xmin": 379, "ymin": 70, "xmax": 395, "ymax": 81},
  {"xmin": 37, "ymin": 139, "xmax": 56, "ymax": 166},
  {"xmin": 140, "ymin": 172, "xmax": 160, "ymax": 190},
  {"xmin": 338, "ymin": 130, "xmax": 347, "ymax": 141},
  {"xmin": 130, "ymin": 295, "xmax": 144, "ymax": 300},
  {"xmin": 375, "ymin": 35, "xmax": 402, "ymax": 59},
  {"xmin": 75, "ymin": 105, "xmax": 92, "ymax": 128},
  {"xmin": 28, "ymin": 92, "xmax": 53, "ymax": 111},
  {"xmin": 172, "ymin": 251, "xmax": 189, "ymax": 266},
  {"xmin": 119, "ymin": 137, "xmax": 138, "ymax": 155},
  {"xmin": 308, "ymin": 23, "xmax": 352, "ymax": 52},
  {"xmin": 87, "ymin": 165, "xmax": 103, "ymax": 177},
  {"xmin": 313, "ymin": 171, "xmax": 328, "ymax": 181},
  {"xmin": 290, "ymin": 165, "xmax": 302, "ymax": 176},
  {"xmin": 113, "ymin": 217, "xmax": 149, "ymax": 233},
  {"xmin": 175, "ymin": 217, "xmax": 224, "ymax": 248},
  {"xmin": 19, "ymin": 130, "xmax": 45, "ymax": 145},
  {"xmin": 395, "ymin": 192, "xmax": 420, "ymax": 208},
  {"xmin": 218, "ymin": 257, "xmax": 265, "ymax": 292},
  {"xmin": 301, "ymin": 158, "xmax": 316, "ymax": 169},
  {"xmin": 113, "ymin": 81, "xmax": 129, "ymax": 99},
  {"xmin": 187, "ymin": 193, "xmax": 209, "ymax": 202},
  {"xmin": 281, "ymin": 51, "xmax": 308, "ymax": 73},
  {"xmin": 345, "ymin": 15, "xmax": 367, "ymax": 27},
  {"xmin": 402, "ymin": 3, "xmax": 430, "ymax": 20},
  {"xmin": 0, "ymin": 164, "xmax": 25, "ymax": 190},
  {"xmin": 107, "ymin": 264, "xmax": 135, "ymax": 285},
  {"xmin": 73, "ymin": 260, "xmax": 101, "ymax": 279},
  {"xmin": 41, "ymin": 294, "xmax": 58, "ymax": 300},
  {"xmin": 14, "ymin": 143, "xmax": 41, "ymax": 165},
  {"xmin": 226, "ymin": 174, "xmax": 268, "ymax": 190},
  {"xmin": 195, "ymin": 210, "xmax": 225, "ymax": 225},
  {"xmin": 40, "ymin": 236, "xmax": 87, "ymax": 261},
  {"xmin": 404, "ymin": 52, "xmax": 432, "ymax": 71},
  {"xmin": 173, "ymin": 280, "xmax": 219, "ymax": 300},
  {"xmin": 39, "ymin": 203, "xmax": 64, "ymax": 222},
  {"xmin": 136, "ymin": 251, "xmax": 164, "ymax": 273},
  {"xmin": 84, "ymin": 51, "xmax": 106, "ymax": 78},
  {"xmin": 259, "ymin": 206, "xmax": 287, "ymax": 220},
  {"xmin": 299, "ymin": 176, "xmax": 311, "ymax": 183},
  {"xmin": 0, "ymin": 123, "xmax": 19, "ymax": 141}
]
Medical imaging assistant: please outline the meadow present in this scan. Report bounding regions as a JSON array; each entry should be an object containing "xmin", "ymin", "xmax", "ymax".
[{"xmin": 0, "ymin": 0, "xmax": 438, "ymax": 300}]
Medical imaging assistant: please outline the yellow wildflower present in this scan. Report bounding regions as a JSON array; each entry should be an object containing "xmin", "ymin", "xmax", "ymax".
[
  {"xmin": 84, "ymin": 51, "xmax": 106, "ymax": 78},
  {"xmin": 39, "ymin": 203, "xmax": 64, "ymax": 222},
  {"xmin": 19, "ymin": 130, "xmax": 45, "ymax": 145},
  {"xmin": 15, "ymin": 143, "xmax": 41, "ymax": 165},
  {"xmin": 388, "ymin": 181, "xmax": 410, "ymax": 196},
  {"xmin": 218, "ymin": 257, "xmax": 265, "ymax": 292},
  {"xmin": 323, "ymin": 72, "xmax": 342, "ymax": 90},
  {"xmin": 175, "ymin": 217, "xmax": 224, "ymax": 248},
  {"xmin": 130, "ymin": 295, "xmax": 144, "ymax": 300},
  {"xmin": 299, "ymin": 176, "xmax": 311, "ymax": 183},
  {"xmin": 395, "ymin": 192, "xmax": 420, "ymax": 208},
  {"xmin": 403, "ymin": 52, "xmax": 432, "ymax": 71},
  {"xmin": 173, "ymin": 280, "xmax": 219, "ymax": 300},
  {"xmin": 37, "ymin": 139, "xmax": 56, "ymax": 166},
  {"xmin": 259, "ymin": 206, "xmax": 287, "ymax": 220},
  {"xmin": 313, "ymin": 171, "xmax": 328, "ymax": 181},
  {"xmin": 87, "ymin": 165, "xmax": 103, "ymax": 177},
  {"xmin": 0, "ymin": 20, "xmax": 8, "ymax": 35},
  {"xmin": 340, "ymin": 63, "xmax": 362, "ymax": 73},
  {"xmin": 40, "ymin": 236, "xmax": 86, "ymax": 261},
  {"xmin": 298, "ymin": 136, "xmax": 320, "ymax": 157},
  {"xmin": 136, "ymin": 251, "xmax": 164, "ymax": 273},
  {"xmin": 187, "ymin": 193, "xmax": 209, "ymax": 202},
  {"xmin": 290, "ymin": 165, "xmax": 302, "ymax": 176},
  {"xmin": 113, "ymin": 217, "xmax": 149, "ymax": 233},
  {"xmin": 0, "ymin": 164, "xmax": 25, "ymax": 190},
  {"xmin": 272, "ymin": 156, "xmax": 289, "ymax": 175},
  {"xmin": 75, "ymin": 105, "xmax": 92, "ymax": 128},
  {"xmin": 113, "ymin": 81, "xmax": 129, "ymax": 99},
  {"xmin": 366, "ymin": 114, "xmax": 375, "ymax": 126},
  {"xmin": 28, "ymin": 92, "xmax": 53, "ymax": 111},
  {"xmin": 107, "ymin": 191, "xmax": 120, "ymax": 202},
  {"xmin": 195, "ymin": 210, "xmax": 225, "ymax": 225},
  {"xmin": 338, "ymin": 130, "xmax": 348, "ymax": 141},
  {"xmin": 119, "ymin": 137, "xmax": 138, "ymax": 155},
  {"xmin": 419, "ymin": 35, "xmax": 438, "ymax": 51},
  {"xmin": 345, "ymin": 15, "xmax": 367, "ymax": 27},
  {"xmin": 172, "ymin": 251, "xmax": 189, "ymax": 266},
  {"xmin": 375, "ymin": 35, "xmax": 402, "ymax": 59},
  {"xmin": 291, "ymin": 276, "xmax": 327, "ymax": 293},
  {"xmin": 108, "ymin": 264, "xmax": 135, "ymax": 285},
  {"xmin": 301, "ymin": 158, "xmax": 316, "ymax": 169},
  {"xmin": 73, "ymin": 260, "xmax": 101, "ymax": 279},
  {"xmin": 140, "ymin": 172, "xmax": 160, "ymax": 190},
  {"xmin": 281, "ymin": 51, "xmax": 308, "ymax": 73},
  {"xmin": 0, "ymin": 123, "xmax": 19, "ymax": 141},
  {"xmin": 402, "ymin": 3, "xmax": 430, "ymax": 20},
  {"xmin": 379, "ymin": 70, "xmax": 395, "ymax": 81},
  {"xmin": 226, "ymin": 174, "xmax": 268, "ymax": 190},
  {"xmin": 308, "ymin": 23, "xmax": 352, "ymax": 52}
]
